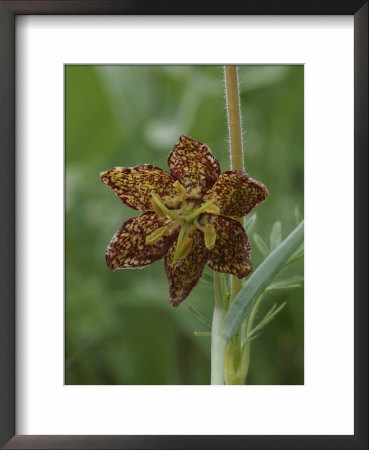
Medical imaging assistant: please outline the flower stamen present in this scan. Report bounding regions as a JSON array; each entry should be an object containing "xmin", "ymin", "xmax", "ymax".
[
  {"xmin": 151, "ymin": 193, "xmax": 183, "ymax": 221},
  {"xmin": 204, "ymin": 204, "xmax": 220, "ymax": 215},
  {"xmin": 204, "ymin": 223, "xmax": 216, "ymax": 250},
  {"xmin": 173, "ymin": 180, "xmax": 188, "ymax": 202},
  {"xmin": 172, "ymin": 224, "xmax": 187, "ymax": 264},
  {"xmin": 185, "ymin": 200, "xmax": 216, "ymax": 223},
  {"xmin": 146, "ymin": 226, "xmax": 169, "ymax": 244},
  {"xmin": 178, "ymin": 237, "xmax": 193, "ymax": 260},
  {"xmin": 150, "ymin": 197, "xmax": 166, "ymax": 217}
]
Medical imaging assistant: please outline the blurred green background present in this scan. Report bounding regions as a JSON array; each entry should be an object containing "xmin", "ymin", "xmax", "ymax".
[{"xmin": 65, "ymin": 65, "xmax": 304, "ymax": 385}]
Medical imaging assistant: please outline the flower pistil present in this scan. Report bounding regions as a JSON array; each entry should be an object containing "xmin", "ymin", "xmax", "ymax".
[{"xmin": 147, "ymin": 182, "xmax": 221, "ymax": 263}]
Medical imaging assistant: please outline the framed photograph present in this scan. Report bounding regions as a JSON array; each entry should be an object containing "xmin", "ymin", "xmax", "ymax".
[{"xmin": 0, "ymin": 1, "xmax": 367, "ymax": 449}]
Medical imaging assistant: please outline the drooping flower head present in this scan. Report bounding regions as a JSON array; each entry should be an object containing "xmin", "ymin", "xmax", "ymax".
[{"xmin": 100, "ymin": 135, "xmax": 268, "ymax": 306}]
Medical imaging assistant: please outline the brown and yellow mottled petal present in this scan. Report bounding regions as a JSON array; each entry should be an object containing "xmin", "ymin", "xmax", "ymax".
[
  {"xmin": 100, "ymin": 164, "xmax": 180, "ymax": 211},
  {"xmin": 167, "ymin": 135, "xmax": 220, "ymax": 199},
  {"xmin": 105, "ymin": 213, "xmax": 179, "ymax": 270},
  {"xmin": 204, "ymin": 215, "xmax": 253, "ymax": 278},
  {"xmin": 203, "ymin": 171, "xmax": 268, "ymax": 218},
  {"xmin": 164, "ymin": 228, "xmax": 206, "ymax": 307}
]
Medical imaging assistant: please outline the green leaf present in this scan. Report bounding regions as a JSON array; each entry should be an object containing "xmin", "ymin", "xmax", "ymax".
[
  {"xmin": 245, "ymin": 213, "xmax": 257, "ymax": 233},
  {"xmin": 188, "ymin": 306, "xmax": 212, "ymax": 327},
  {"xmin": 194, "ymin": 331, "xmax": 211, "ymax": 337},
  {"xmin": 270, "ymin": 220, "xmax": 282, "ymax": 250},
  {"xmin": 243, "ymin": 332, "xmax": 262, "ymax": 345},
  {"xmin": 294, "ymin": 206, "xmax": 303, "ymax": 225},
  {"xmin": 245, "ymin": 302, "xmax": 287, "ymax": 343},
  {"xmin": 270, "ymin": 221, "xmax": 282, "ymax": 250},
  {"xmin": 222, "ymin": 221, "xmax": 304, "ymax": 339},
  {"xmin": 253, "ymin": 233, "xmax": 270, "ymax": 258},
  {"xmin": 199, "ymin": 271, "xmax": 213, "ymax": 287},
  {"xmin": 201, "ymin": 271, "xmax": 213, "ymax": 283},
  {"xmin": 293, "ymin": 242, "xmax": 304, "ymax": 255},
  {"xmin": 267, "ymin": 275, "xmax": 304, "ymax": 291},
  {"xmin": 198, "ymin": 278, "xmax": 213, "ymax": 287},
  {"xmin": 286, "ymin": 247, "xmax": 304, "ymax": 266}
]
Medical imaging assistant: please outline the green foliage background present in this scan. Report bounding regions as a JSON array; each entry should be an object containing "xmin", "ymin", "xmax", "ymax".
[{"xmin": 65, "ymin": 65, "xmax": 304, "ymax": 385}]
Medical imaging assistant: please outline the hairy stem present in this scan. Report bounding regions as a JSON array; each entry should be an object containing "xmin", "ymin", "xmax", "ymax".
[
  {"xmin": 224, "ymin": 65, "xmax": 245, "ymax": 301},
  {"xmin": 224, "ymin": 65, "xmax": 245, "ymax": 173}
]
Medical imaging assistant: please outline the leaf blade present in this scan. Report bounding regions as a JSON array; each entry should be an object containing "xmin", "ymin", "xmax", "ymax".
[
  {"xmin": 246, "ymin": 301, "xmax": 287, "ymax": 342},
  {"xmin": 222, "ymin": 221, "xmax": 304, "ymax": 339},
  {"xmin": 270, "ymin": 221, "xmax": 282, "ymax": 250},
  {"xmin": 267, "ymin": 275, "xmax": 304, "ymax": 291},
  {"xmin": 253, "ymin": 233, "xmax": 270, "ymax": 258},
  {"xmin": 245, "ymin": 213, "xmax": 257, "ymax": 233}
]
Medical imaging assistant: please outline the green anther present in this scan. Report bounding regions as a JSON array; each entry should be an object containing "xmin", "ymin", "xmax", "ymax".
[
  {"xmin": 204, "ymin": 204, "xmax": 220, "ymax": 215},
  {"xmin": 204, "ymin": 223, "xmax": 216, "ymax": 250},
  {"xmin": 185, "ymin": 200, "xmax": 215, "ymax": 223},
  {"xmin": 150, "ymin": 197, "xmax": 166, "ymax": 217},
  {"xmin": 173, "ymin": 180, "xmax": 188, "ymax": 201},
  {"xmin": 146, "ymin": 226, "xmax": 169, "ymax": 244},
  {"xmin": 172, "ymin": 224, "xmax": 187, "ymax": 264},
  {"xmin": 151, "ymin": 193, "xmax": 183, "ymax": 221},
  {"xmin": 178, "ymin": 237, "xmax": 193, "ymax": 260}
]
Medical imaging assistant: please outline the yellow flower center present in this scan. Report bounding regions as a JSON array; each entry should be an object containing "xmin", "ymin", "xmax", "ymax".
[{"xmin": 146, "ymin": 181, "xmax": 220, "ymax": 262}]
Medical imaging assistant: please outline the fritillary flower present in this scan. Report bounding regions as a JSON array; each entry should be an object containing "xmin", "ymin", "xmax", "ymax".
[{"xmin": 100, "ymin": 135, "xmax": 268, "ymax": 306}]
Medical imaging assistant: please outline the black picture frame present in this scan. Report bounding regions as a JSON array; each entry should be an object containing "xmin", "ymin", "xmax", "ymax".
[{"xmin": 0, "ymin": 1, "xmax": 367, "ymax": 449}]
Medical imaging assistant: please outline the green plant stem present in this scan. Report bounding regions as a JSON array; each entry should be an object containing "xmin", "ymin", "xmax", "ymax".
[
  {"xmin": 224, "ymin": 65, "xmax": 245, "ymax": 302},
  {"xmin": 211, "ymin": 273, "xmax": 227, "ymax": 385},
  {"xmin": 241, "ymin": 293, "xmax": 265, "ymax": 381},
  {"xmin": 212, "ymin": 66, "xmax": 247, "ymax": 384},
  {"xmin": 224, "ymin": 65, "xmax": 244, "ymax": 173}
]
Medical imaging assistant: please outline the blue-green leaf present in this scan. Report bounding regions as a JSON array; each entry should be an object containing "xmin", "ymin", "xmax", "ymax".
[
  {"xmin": 188, "ymin": 305, "xmax": 212, "ymax": 327},
  {"xmin": 253, "ymin": 233, "xmax": 270, "ymax": 258},
  {"xmin": 222, "ymin": 221, "xmax": 304, "ymax": 339},
  {"xmin": 286, "ymin": 247, "xmax": 304, "ymax": 266},
  {"xmin": 294, "ymin": 206, "xmax": 303, "ymax": 225},
  {"xmin": 267, "ymin": 275, "xmax": 304, "ymax": 291},
  {"xmin": 245, "ymin": 213, "xmax": 257, "ymax": 233},
  {"xmin": 245, "ymin": 302, "xmax": 287, "ymax": 343},
  {"xmin": 270, "ymin": 221, "xmax": 282, "ymax": 250},
  {"xmin": 194, "ymin": 331, "xmax": 211, "ymax": 337}
]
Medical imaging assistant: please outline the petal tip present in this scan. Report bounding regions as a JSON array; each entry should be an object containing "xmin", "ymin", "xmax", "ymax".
[
  {"xmin": 105, "ymin": 252, "xmax": 116, "ymax": 271},
  {"xmin": 100, "ymin": 169, "xmax": 109, "ymax": 182},
  {"xmin": 237, "ymin": 263, "xmax": 253, "ymax": 279},
  {"xmin": 169, "ymin": 297, "xmax": 181, "ymax": 307},
  {"xmin": 178, "ymin": 134, "xmax": 199, "ymax": 145},
  {"xmin": 168, "ymin": 135, "xmax": 220, "ymax": 199}
]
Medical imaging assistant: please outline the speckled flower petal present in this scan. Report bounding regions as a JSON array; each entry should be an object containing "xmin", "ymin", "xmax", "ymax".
[
  {"xmin": 203, "ymin": 171, "xmax": 268, "ymax": 218},
  {"xmin": 164, "ymin": 228, "xmax": 206, "ymax": 306},
  {"xmin": 100, "ymin": 164, "xmax": 180, "ymax": 211},
  {"xmin": 204, "ymin": 215, "xmax": 252, "ymax": 278},
  {"xmin": 167, "ymin": 135, "xmax": 220, "ymax": 199},
  {"xmin": 106, "ymin": 213, "xmax": 179, "ymax": 270}
]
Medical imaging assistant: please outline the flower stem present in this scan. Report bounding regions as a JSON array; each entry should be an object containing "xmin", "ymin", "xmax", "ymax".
[
  {"xmin": 210, "ymin": 66, "xmax": 247, "ymax": 385},
  {"xmin": 211, "ymin": 273, "xmax": 227, "ymax": 385},
  {"xmin": 224, "ymin": 65, "xmax": 244, "ymax": 301},
  {"xmin": 224, "ymin": 65, "xmax": 244, "ymax": 173}
]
